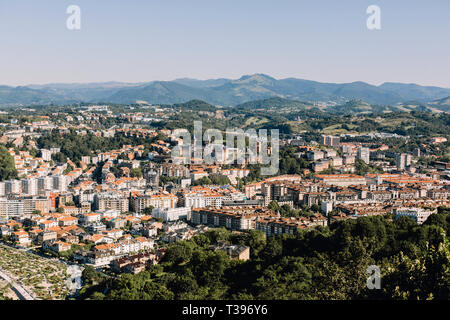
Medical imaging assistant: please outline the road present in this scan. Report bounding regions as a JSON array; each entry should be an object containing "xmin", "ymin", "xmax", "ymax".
[{"xmin": 0, "ymin": 269, "xmax": 35, "ymax": 300}]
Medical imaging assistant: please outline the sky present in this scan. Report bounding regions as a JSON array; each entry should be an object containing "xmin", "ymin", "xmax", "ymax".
[{"xmin": 0, "ymin": 0, "xmax": 449, "ymax": 87}]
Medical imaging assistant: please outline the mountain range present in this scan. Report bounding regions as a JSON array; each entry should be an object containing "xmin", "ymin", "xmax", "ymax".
[{"xmin": 1, "ymin": 74, "xmax": 450, "ymax": 108}]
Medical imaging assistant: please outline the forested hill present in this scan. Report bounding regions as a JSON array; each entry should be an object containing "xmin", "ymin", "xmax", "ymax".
[
  {"xmin": 79, "ymin": 208, "xmax": 450, "ymax": 300},
  {"xmin": 2, "ymin": 74, "xmax": 450, "ymax": 107},
  {"xmin": 235, "ymin": 97, "xmax": 310, "ymax": 110}
]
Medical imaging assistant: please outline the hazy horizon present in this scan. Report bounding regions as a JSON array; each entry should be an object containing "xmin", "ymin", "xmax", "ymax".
[
  {"xmin": 7, "ymin": 74, "xmax": 450, "ymax": 90},
  {"xmin": 1, "ymin": 0, "xmax": 449, "ymax": 87}
]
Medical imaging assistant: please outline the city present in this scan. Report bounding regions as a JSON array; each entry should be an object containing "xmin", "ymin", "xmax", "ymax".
[
  {"xmin": 0, "ymin": 99, "xmax": 448, "ymax": 300},
  {"xmin": 0, "ymin": 0, "xmax": 448, "ymax": 311}
]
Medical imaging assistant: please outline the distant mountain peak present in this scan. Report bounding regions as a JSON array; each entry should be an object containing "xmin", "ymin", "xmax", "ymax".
[
  {"xmin": 238, "ymin": 73, "xmax": 275, "ymax": 80},
  {"xmin": 1, "ymin": 74, "xmax": 450, "ymax": 107},
  {"xmin": 235, "ymin": 74, "xmax": 277, "ymax": 86}
]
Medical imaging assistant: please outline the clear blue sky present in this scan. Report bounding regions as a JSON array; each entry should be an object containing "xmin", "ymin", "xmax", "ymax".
[{"xmin": 0, "ymin": 0, "xmax": 449, "ymax": 87}]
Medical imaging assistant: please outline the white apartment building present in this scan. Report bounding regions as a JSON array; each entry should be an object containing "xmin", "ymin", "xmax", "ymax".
[
  {"xmin": 38, "ymin": 176, "xmax": 53, "ymax": 192},
  {"xmin": 395, "ymin": 207, "xmax": 436, "ymax": 224},
  {"xmin": 5, "ymin": 180, "xmax": 21, "ymax": 195},
  {"xmin": 152, "ymin": 207, "xmax": 191, "ymax": 222},
  {"xmin": 184, "ymin": 192, "xmax": 223, "ymax": 208},
  {"xmin": 81, "ymin": 156, "xmax": 91, "ymax": 164},
  {"xmin": 357, "ymin": 147, "xmax": 370, "ymax": 164},
  {"xmin": 130, "ymin": 194, "xmax": 178, "ymax": 214},
  {"xmin": 41, "ymin": 149, "xmax": 52, "ymax": 162},
  {"xmin": 21, "ymin": 178, "xmax": 38, "ymax": 196},
  {"xmin": 53, "ymin": 175, "xmax": 67, "ymax": 192},
  {"xmin": 94, "ymin": 192, "xmax": 129, "ymax": 213},
  {"xmin": 396, "ymin": 153, "xmax": 412, "ymax": 171},
  {"xmin": 184, "ymin": 192, "xmax": 206, "ymax": 209},
  {"xmin": 0, "ymin": 199, "xmax": 24, "ymax": 218},
  {"xmin": 0, "ymin": 182, "xmax": 5, "ymax": 197}
]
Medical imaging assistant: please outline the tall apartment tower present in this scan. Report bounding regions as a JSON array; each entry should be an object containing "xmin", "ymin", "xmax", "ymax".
[
  {"xmin": 5, "ymin": 180, "xmax": 21, "ymax": 195},
  {"xmin": 53, "ymin": 175, "xmax": 67, "ymax": 192},
  {"xmin": 357, "ymin": 147, "xmax": 370, "ymax": 164},
  {"xmin": 38, "ymin": 176, "xmax": 53, "ymax": 192},
  {"xmin": 0, "ymin": 182, "xmax": 5, "ymax": 197},
  {"xmin": 396, "ymin": 153, "xmax": 412, "ymax": 170},
  {"xmin": 21, "ymin": 178, "xmax": 38, "ymax": 196},
  {"xmin": 40, "ymin": 149, "xmax": 52, "ymax": 162},
  {"xmin": 322, "ymin": 135, "xmax": 340, "ymax": 148}
]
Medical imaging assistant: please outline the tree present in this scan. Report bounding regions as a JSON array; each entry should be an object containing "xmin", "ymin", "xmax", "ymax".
[
  {"xmin": 82, "ymin": 265, "xmax": 105, "ymax": 286},
  {"xmin": 377, "ymin": 236, "xmax": 450, "ymax": 300},
  {"xmin": 63, "ymin": 164, "xmax": 74, "ymax": 174},
  {"xmin": 163, "ymin": 242, "xmax": 195, "ymax": 265},
  {"xmin": 143, "ymin": 206, "xmax": 154, "ymax": 215},
  {"xmin": 192, "ymin": 174, "xmax": 231, "ymax": 186},
  {"xmin": 52, "ymin": 152, "xmax": 67, "ymax": 163},
  {"xmin": 130, "ymin": 167, "xmax": 143, "ymax": 178},
  {"xmin": 105, "ymin": 274, "xmax": 174, "ymax": 300},
  {"xmin": 0, "ymin": 145, "xmax": 18, "ymax": 181},
  {"xmin": 205, "ymin": 228, "xmax": 230, "ymax": 243},
  {"xmin": 81, "ymin": 210, "xmax": 450, "ymax": 301},
  {"xmin": 260, "ymin": 237, "xmax": 283, "ymax": 261},
  {"xmin": 354, "ymin": 159, "xmax": 383, "ymax": 175},
  {"xmin": 244, "ymin": 230, "xmax": 266, "ymax": 259},
  {"xmin": 254, "ymin": 256, "xmax": 312, "ymax": 299},
  {"xmin": 192, "ymin": 233, "xmax": 211, "ymax": 248},
  {"xmin": 89, "ymin": 292, "xmax": 105, "ymax": 300},
  {"xmin": 268, "ymin": 200, "xmax": 280, "ymax": 212}
]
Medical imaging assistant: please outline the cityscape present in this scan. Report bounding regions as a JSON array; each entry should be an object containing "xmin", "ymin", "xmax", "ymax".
[
  {"xmin": 0, "ymin": 0, "xmax": 448, "ymax": 307},
  {"xmin": 0, "ymin": 97, "xmax": 448, "ymax": 301}
]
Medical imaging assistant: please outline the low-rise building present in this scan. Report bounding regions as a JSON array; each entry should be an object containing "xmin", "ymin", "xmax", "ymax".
[
  {"xmin": 394, "ymin": 207, "xmax": 437, "ymax": 224},
  {"xmin": 152, "ymin": 207, "xmax": 191, "ymax": 222}
]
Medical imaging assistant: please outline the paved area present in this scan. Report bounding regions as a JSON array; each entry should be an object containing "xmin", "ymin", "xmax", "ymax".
[{"xmin": 0, "ymin": 269, "xmax": 35, "ymax": 300}]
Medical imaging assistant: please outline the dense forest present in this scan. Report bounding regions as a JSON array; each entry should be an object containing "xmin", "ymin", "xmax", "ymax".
[
  {"xmin": 36, "ymin": 130, "xmax": 167, "ymax": 163},
  {"xmin": 79, "ymin": 207, "xmax": 450, "ymax": 300}
]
